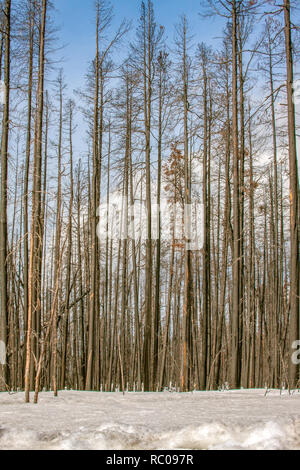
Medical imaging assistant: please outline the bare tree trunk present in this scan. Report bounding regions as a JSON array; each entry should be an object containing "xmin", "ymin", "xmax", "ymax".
[
  {"xmin": 284, "ymin": 0, "xmax": 300, "ymax": 388},
  {"xmin": 61, "ymin": 100, "xmax": 75, "ymax": 389},
  {"xmin": 199, "ymin": 44, "xmax": 210, "ymax": 391},
  {"xmin": 231, "ymin": 0, "xmax": 241, "ymax": 389},
  {"xmin": 0, "ymin": 0, "xmax": 10, "ymax": 391},
  {"xmin": 86, "ymin": 0, "xmax": 100, "ymax": 391},
  {"xmin": 142, "ymin": 1, "xmax": 154, "ymax": 392},
  {"xmin": 23, "ymin": 0, "xmax": 35, "ymax": 337},
  {"xmin": 25, "ymin": 0, "xmax": 47, "ymax": 402},
  {"xmin": 180, "ymin": 16, "xmax": 193, "ymax": 392}
]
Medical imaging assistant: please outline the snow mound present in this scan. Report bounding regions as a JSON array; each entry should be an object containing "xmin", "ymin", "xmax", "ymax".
[{"xmin": 0, "ymin": 420, "xmax": 299, "ymax": 450}]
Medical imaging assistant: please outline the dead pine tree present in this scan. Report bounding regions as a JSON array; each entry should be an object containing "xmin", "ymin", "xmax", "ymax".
[
  {"xmin": 60, "ymin": 99, "xmax": 75, "ymax": 390},
  {"xmin": 86, "ymin": 0, "xmax": 129, "ymax": 391},
  {"xmin": 0, "ymin": 0, "xmax": 11, "ymax": 392},
  {"xmin": 174, "ymin": 15, "xmax": 193, "ymax": 392},
  {"xmin": 24, "ymin": 0, "xmax": 48, "ymax": 403},
  {"xmin": 283, "ymin": 0, "xmax": 300, "ymax": 388}
]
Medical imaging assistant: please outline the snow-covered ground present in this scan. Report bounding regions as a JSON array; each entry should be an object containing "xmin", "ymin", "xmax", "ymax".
[{"xmin": 0, "ymin": 389, "xmax": 300, "ymax": 450}]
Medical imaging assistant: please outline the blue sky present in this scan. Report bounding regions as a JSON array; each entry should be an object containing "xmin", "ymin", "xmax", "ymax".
[
  {"xmin": 52, "ymin": 0, "xmax": 225, "ymax": 93},
  {"xmin": 48, "ymin": 1, "xmax": 226, "ymax": 157}
]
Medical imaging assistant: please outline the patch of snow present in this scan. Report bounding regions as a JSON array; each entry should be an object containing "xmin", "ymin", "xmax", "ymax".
[{"xmin": 0, "ymin": 389, "xmax": 299, "ymax": 450}]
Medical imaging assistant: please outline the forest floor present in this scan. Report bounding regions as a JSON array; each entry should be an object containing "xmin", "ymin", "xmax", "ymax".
[{"xmin": 0, "ymin": 389, "xmax": 300, "ymax": 450}]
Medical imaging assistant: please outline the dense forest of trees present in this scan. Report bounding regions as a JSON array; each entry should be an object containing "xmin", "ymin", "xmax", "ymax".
[{"xmin": 0, "ymin": 0, "xmax": 299, "ymax": 403}]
